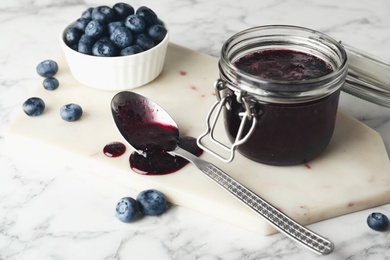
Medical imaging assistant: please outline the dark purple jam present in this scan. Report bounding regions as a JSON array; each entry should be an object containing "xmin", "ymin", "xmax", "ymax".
[
  {"xmin": 227, "ymin": 49, "xmax": 338, "ymax": 166},
  {"xmin": 114, "ymin": 100, "xmax": 202, "ymax": 175},
  {"xmin": 234, "ymin": 49, "xmax": 333, "ymax": 81},
  {"xmin": 114, "ymin": 100, "xmax": 179, "ymax": 153},
  {"xmin": 103, "ymin": 142, "xmax": 126, "ymax": 157},
  {"xmin": 130, "ymin": 136, "xmax": 203, "ymax": 175}
]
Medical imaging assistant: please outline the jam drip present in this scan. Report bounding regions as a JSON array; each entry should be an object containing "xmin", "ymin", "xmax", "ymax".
[
  {"xmin": 130, "ymin": 136, "xmax": 203, "ymax": 175},
  {"xmin": 103, "ymin": 142, "xmax": 126, "ymax": 157},
  {"xmin": 113, "ymin": 99, "xmax": 202, "ymax": 175}
]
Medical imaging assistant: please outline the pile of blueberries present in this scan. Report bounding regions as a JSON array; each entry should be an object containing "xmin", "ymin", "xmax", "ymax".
[
  {"xmin": 64, "ymin": 3, "xmax": 167, "ymax": 57},
  {"xmin": 116, "ymin": 189, "xmax": 168, "ymax": 223}
]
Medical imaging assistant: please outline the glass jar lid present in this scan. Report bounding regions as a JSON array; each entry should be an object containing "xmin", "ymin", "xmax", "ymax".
[
  {"xmin": 219, "ymin": 25, "xmax": 348, "ymax": 104},
  {"xmin": 342, "ymin": 43, "xmax": 390, "ymax": 108}
]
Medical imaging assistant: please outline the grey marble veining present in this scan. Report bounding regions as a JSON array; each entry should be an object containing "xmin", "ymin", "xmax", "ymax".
[{"xmin": 1, "ymin": 0, "xmax": 390, "ymax": 259}]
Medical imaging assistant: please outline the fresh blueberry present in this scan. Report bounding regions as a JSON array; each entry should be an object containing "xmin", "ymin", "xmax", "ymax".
[
  {"xmin": 108, "ymin": 21, "xmax": 124, "ymax": 34},
  {"xmin": 120, "ymin": 45, "xmax": 143, "ymax": 56},
  {"xmin": 36, "ymin": 60, "xmax": 58, "ymax": 78},
  {"xmin": 367, "ymin": 212, "xmax": 389, "ymax": 231},
  {"xmin": 81, "ymin": 7, "xmax": 93, "ymax": 20},
  {"xmin": 135, "ymin": 33, "xmax": 155, "ymax": 51},
  {"xmin": 136, "ymin": 189, "xmax": 167, "ymax": 216},
  {"xmin": 23, "ymin": 97, "xmax": 45, "ymax": 117},
  {"xmin": 115, "ymin": 197, "xmax": 140, "ymax": 223},
  {"xmin": 43, "ymin": 77, "xmax": 59, "ymax": 90},
  {"xmin": 92, "ymin": 5, "xmax": 114, "ymax": 24},
  {"xmin": 78, "ymin": 34, "xmax": 95, "ymax": 55},
  {"xmin": 110, "ymin": 26, "xmax": 133, "ymax": 49},
  {"xmin": 64, "ymin": 27, "xmax": 82, "ymax": 47},
  {"xmin": 60, "ymin": 103, "xmax": 83, "ymax": 122},
  {"xmin": 124, "ymin": 14, "xmax": 146, "ymax": 34},
  {"xmin": 92, "ymin": 38, "xmax": 117, "ymax": 57},
  {"xmin": 112, "ymin": 2, "xmax": 134, "ymax": 21},
  {"xmin": 74, "ymin": 18, "xmax": 91, "ymax": 31},
  {"xmin": 136, "ymin": 6, "xmax": 158, "ymax": 26},
  {"xmin": 147, "ymin": 24, "xmax": 167, "ymax": 44},
  {"xmin": 85, "ymin": 20, "xmax": 105, "ymax": 39}
]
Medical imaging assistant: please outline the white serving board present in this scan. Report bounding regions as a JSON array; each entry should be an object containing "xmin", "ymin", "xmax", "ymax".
[{"xmin": 6, "ymin": 43, "xmax": 390, "ymax": 235}]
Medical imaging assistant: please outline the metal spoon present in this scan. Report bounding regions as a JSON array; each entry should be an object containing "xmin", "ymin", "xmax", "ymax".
[{"xmin": 111, "ymin": 91, "xmax": 334, "ymax": 255}]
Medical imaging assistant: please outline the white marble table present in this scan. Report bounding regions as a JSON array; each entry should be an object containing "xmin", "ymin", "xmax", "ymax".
[{"xmin": 1, "ymin": 0, "xmax": 390, "ymax": 259}]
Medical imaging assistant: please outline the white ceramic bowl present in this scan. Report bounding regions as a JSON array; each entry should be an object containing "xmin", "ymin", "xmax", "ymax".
[{"xmin": 59, "ymin": 23, "xmax": 169, "ymax": 91}]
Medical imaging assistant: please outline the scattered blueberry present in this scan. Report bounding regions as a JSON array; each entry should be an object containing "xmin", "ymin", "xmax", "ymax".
[
  {"xmin": 136, "ymin": 189, "xmax": 167, "ymax": 216},
  {"xmin": 110, "ymin": 26, "xmax": 133, "ymax": 49},
  {"xmin": 92, "ymin": 38, "xmax": 117, "ymax": 57},
  {"xmin": 124, "ymin": 14, "xmax": 146, "ymax": 34},
  {"xmin": 136, "ymin": 6, "xmax": 158, "ymax": 26},
  {"xmin": 147, "ymin": 24, "xmax": 167, "ymax": 43},
  {"xmin": 120, "ymin": 45, "xmax": 143, "ymax": 56},
  {"xmin": 85, "ymin": 20, "xmax": 105, "ymax": 39},
  {"xmin": 78, "ymin": 34, "xmax": 95, "ymax": 55},
  {"xmin": 367, "ymin": 212, "xmax": 389, "ymax": 231},
  {"xmin": 43, "ymin": 77, "xmax": 59, "ymax": 90},
  {"xmin": 60, "ymin": 103, "xmax": 83, "ymax": 122},
  {"xmin": 113, "ymin": 2, "xmax": 134, "ymax": 20},
  {"xmin": 115, "ymin": 197, "xmax": 140, "ymax": 223},
  {"xmin": 92, "ymin": 5, "xmax": 114, "ymax": 24},
  {"xmin": 36, "ymin": 60, "xmax": 58, "ymax": 78},
  {"xmin": 135, "ymin": 33, "xmax": 155, "ymax": 51},
  {"xmin": 23, "ymin": 97, "xmax": 45, "ymax": 117}
]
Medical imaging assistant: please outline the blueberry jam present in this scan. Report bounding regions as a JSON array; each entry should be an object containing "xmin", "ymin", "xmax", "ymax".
[
  {"xmin": 226, "ymin": 49, "xmax": 338, "ymax": 166},
  {"xmin": 130, "ymin": 136, "xmax": 202, "ymax": 175},
  {"xmin": 113, "ymin": 99, "xmax": 202, "ymax": 175},
  {"xmin": 225, "ymin": 90, "xmax": 339, "ymax": 165},
  {"xmin": 234, "ymin": 49, "xmax": 333, "ymax": 81},
  {"xmin": 103, "ymin": 142, "xmax": 126, "ymax": 158}
]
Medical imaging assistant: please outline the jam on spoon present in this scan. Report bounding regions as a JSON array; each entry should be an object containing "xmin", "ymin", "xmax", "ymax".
[{"xmin": 111, "ymin": 91, "xmax": 202, "ymax": 175}]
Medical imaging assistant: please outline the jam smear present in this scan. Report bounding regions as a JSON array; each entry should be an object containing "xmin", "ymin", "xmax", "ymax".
[
  {"xmin": 114, "ymin": 100, "xmax": 179, "ymax": 152},
  {"xmin": 234, "ymin": 49, "xmax": 333, "ymax": 81},
  {"xmin": 130, "ymin": 136, "xmax": 203, "ymax": 175},
  {"xmin": 103, "ymin": 142, "xmax": 126, "ymax": 157},
  {"xmin": 114, "ymin": 100, "xmax": 202, "ymax": 175}
]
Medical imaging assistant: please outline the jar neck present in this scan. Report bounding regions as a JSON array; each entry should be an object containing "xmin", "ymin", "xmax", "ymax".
[{"xmin": 219, "ymin": 25, "xmax": 348, "ymax": 104}]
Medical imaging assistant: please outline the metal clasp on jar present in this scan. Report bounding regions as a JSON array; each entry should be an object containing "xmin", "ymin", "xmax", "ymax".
[{"xmin": 197, "ymin": 79, "xmax": 257, "ymax": 163}]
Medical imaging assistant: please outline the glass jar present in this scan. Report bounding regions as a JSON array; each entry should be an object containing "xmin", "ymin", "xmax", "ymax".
[{"xmin": 197, "ymin": 25, "xmax": 348, "ymax": 166}]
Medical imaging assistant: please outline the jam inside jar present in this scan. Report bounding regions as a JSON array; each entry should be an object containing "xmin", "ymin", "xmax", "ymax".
[
  {"xmin": 198, "ymin": 25, "xmax": 348, "ymax": 166},
  {"xmin": 224, "ymin": 88, "xmax": 341, "ymax": 165}
]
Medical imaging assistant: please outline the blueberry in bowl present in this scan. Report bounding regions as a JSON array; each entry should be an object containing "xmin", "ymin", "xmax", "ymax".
[{"xmin": 60, "ymin": 3, "xmax": 169, "ymax": 91}]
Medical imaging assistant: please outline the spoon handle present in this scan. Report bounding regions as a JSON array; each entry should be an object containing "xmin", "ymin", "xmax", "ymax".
[{"xmin": 171, "ymin": 148, "xmax": 334, "ymax": 255}]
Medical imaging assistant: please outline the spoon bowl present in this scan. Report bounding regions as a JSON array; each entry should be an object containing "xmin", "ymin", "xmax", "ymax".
[
  {"xmin": 110, "ymin": 91, "xmax": 334, "ymax": 255},
  {"xmin": 111, "ymin": 91, "xmax": 179, "ymax": 153}
]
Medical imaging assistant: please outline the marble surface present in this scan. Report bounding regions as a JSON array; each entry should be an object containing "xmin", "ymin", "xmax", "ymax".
[{"xmin": 1, "ymin": 0, "xmax": 390, "ymax": 259}]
